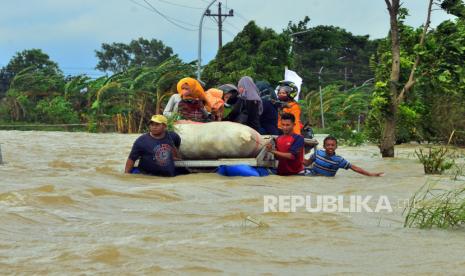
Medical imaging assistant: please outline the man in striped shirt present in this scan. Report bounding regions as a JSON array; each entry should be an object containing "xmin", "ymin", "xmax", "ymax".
[{"xmin": 303, "ymin": 136, "xmax": 383, "ymax": 177}]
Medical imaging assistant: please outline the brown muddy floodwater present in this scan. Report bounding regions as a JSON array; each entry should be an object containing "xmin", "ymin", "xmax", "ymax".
[{"xmin": 0, "ymin": 130, "xmax": 464, "ymax": 274}]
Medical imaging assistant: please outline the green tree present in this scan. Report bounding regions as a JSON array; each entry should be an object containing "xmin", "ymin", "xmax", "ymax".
[
  {"xmin": 202, "ymin": 21, "xmax": 291, "ymax": 86},
  {"xmin": 2, "ymin": 52, "xmax": 65, "ymax": 122},
  {"xmin": 287, "ymin": 17, "xmax": 379, "ymax": 92},
  {"xmin": 35, "ymin": 96, "xmax": 80, "ymax": 124},
  {"xmin": 95, "ymin": 37, "xmax": 174, "ymax": 73},
  {"xmin": 0, "ymin": 49, "xmax": 61, "ymax": 98},
  {"xmin": 414, "ymin": 17, "xmax": 465, "ymax": 144},
  {"xmin": 372, "ymin": 0, "xmax": 433, "ymax": 157},
  {"xmin": 89, "ymin": 57, "xmax": 195, "ymax": 132}
]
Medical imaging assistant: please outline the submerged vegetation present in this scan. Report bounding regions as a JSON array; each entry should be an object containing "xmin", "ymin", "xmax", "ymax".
[
  {"xmin": 404, "ymin": 181, "xmax": 465, "ymax": 229},
  {"xmin": 415, "ymin": 146, "xmax": 455, "ymax": 174}
]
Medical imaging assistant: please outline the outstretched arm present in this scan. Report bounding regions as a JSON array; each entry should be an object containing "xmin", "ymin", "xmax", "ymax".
[{"xmin": 350, "ymin": 164, "xmax": 384, "ymax": 177}]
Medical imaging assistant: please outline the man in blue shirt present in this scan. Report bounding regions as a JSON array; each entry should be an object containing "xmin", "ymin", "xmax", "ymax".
[
  {"xmin": 125, "ymin": 115, "xmax": 181, "ymax": 177},
  {"xmin": 304, "ymin": 136, "xmax": 383, "ymax": 177}
]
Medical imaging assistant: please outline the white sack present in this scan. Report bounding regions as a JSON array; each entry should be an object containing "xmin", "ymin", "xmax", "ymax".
[{"xmin": 176, "ymin": 122, "xmax": 265, "ymax": 160}]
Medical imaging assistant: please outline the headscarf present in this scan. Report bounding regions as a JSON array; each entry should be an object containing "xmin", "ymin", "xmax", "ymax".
[
  {"xmin": 237, "ymin": 76, "xmax": 263, "ymax": 115},
  {"xmin": 205, "ymin": 88, "xmax": 224, "ymax": 112},
  {"xmin": 176, "ymin": 77, "xmax": 211, "ymax": 108}
]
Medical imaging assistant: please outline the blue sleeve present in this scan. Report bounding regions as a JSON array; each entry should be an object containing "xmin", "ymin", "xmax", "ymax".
[
  {"xmin": 309, "ymin": 150, "xmax": 317, "ymax": 161},
  {"xmin": 338, "ymin": 157, "xmax": 352, "ymax": 170},
  {"xmin": 128, "ymin": 137, "xmax": 143, "ymax": 161},
  {"xmin": 289, "ymin": 135, "xmax": 304, "ymax": 157}
]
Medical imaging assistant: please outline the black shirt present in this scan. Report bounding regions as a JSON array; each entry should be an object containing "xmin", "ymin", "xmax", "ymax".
[
  {"xmin": 225, "ymin": 98, "xmax": 261, "ymax": 131},
  {"xmin": 128, "ymin": 131, "xmax": 181, "ymax": 176}
]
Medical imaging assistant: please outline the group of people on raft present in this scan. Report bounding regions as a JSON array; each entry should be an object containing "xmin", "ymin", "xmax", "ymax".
[
  {"xmin": 124, "ymin": 76, "xmax": 384, "ymax": 178},
  {"xmin": 162, "ymin": 76, "xmax": 302, "ymax": 136}
]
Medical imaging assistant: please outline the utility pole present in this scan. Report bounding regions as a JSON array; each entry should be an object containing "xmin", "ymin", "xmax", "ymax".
[
  {"xmin": 205, "ymin": 2, "xmax": 234, "ymax": 49},
  {"xmin": 197, "ymin": 0, "xmax": 217, "ymax": 80}
]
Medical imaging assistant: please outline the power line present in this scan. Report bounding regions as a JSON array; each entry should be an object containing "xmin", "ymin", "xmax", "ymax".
[
  {"xmin": 131, "ymin": 0, "xmax": 219, "ymax": 31},
  {"xmin": 142, "ymin": 0, "xmax": 199, "ymax": 31},
  {"xmin": 235, "ymin": 11, "xmax": 249, "ymax": 23},
  {"xmin": 223, "ymin": 20, "xmax": 241, "ymax": 32},
  {"xmin": 223, "ymin": 29, "xmax": 235, "ymax": 37},
  {"xmin": 129, "ymin": 0, "xmax": 197, "ymax": 31},
  {"xmin": 157, "ymin": 0, "xmax": 203, "ymax": 10}
]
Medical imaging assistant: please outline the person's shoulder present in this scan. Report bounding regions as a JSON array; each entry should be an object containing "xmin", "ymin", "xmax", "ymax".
[
  {"xmin": 136, "ymin": 133, "xmax": 149, "ymax": 141},
  {"xmin": 133, "ymin": 133, "xmax": 149, "ymax": 145},
  {"xmin": 167, "ymin": 131, "xmax": 181, "ymax": 139},
  {"xmin": 291, "ymin": 133, "xmax": 304, "ymax": 142},
  {"xmin": 331, "ymin": 152, "xmax": 346, "ymax": 161}
]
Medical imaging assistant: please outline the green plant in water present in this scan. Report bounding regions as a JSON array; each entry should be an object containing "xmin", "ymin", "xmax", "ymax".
[
  {"xmin": 415, "ymin": 146, "xmax": 455, "ymax": 174},
  {"xmin": 404, "ymin": 181, "xmax": 465, "ymax": 229},
  {"xmin": 450, "ymin": 163, "xmax": 465, "ymax": 181},
  {"xmin": 166, "ymin": 112, "xmax": 181, "ymax": 132}
]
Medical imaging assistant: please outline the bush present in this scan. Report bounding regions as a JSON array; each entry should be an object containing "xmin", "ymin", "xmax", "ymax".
[
  {"xmin": 396, "ymin": 104, "xmax": 421, "ymax": 144},
  {"xmin": 327, "ymin": 121, "xmax": 366, "ymax": 146},
  {"xmin": 415, "ymin": 146, "xmax": 455, "ymax": 174},
  {"xmin": 35, "ymin": 96, "xmax": 80, "ymax": 124}
]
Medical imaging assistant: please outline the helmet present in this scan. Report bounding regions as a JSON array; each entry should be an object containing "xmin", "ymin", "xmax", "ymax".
[
  {"xmin": 255, "ymin": 80, "xmax": 277, "ymax": 101},
  {"xmin": 276, "ymin": 80, "xmax": 298, "ymax": 99},
  {"xmin": 218, "ymin": 84, "xmax": 239, "ymax": 106}
]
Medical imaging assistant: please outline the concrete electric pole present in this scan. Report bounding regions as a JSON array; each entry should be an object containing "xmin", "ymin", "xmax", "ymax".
[{"xmin": 205, "ymin": 2, "xmax": 234, "ymax": 49}]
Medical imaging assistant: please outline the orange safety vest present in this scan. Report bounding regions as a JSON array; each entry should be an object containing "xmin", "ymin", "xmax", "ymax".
[{"xmin": 278, "ymin": 101, "xmax": 302, "ymax": 135}]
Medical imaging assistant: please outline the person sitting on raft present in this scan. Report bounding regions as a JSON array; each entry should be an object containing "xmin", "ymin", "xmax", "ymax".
[
  {"xmin": 303, "ymin": 136, "xmax": 384, "ymax": 177},
  {"xmin": 218, "ymin": 83, "xmax": 239, "ymax": 118},
  {"xmin": 125, "ymin": 115, "xmax": 181, "ymax": 177},
  {"xmin": 265, "ymin": 113, "xmax": 305, "ymax": 176},
  {"xmin": 163, "ymin": 93, "xmax": 181, "ymax": 117},
  {"xmin": 205, "ymin": 88, "xmax": 225, "ymax": 121},
  {"xmin": 256, "ymin": 80, "xmax": 280, "ymax": 135},
  {"xmin": 276, "ymin": 81, "xmax": 302, "ymax": 135},
  {"xmin": 224, "ymin": 76, "xmax": 262, "ymax": 132},
  {"xmin": 176, "ymin": 77, "xmax": 211, "ymax": 122}
]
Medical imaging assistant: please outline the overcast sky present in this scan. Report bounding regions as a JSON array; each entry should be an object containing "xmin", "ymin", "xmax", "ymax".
[{"xmin": 0, "ymin": 0, "xmax": 455, "ymax": 77}]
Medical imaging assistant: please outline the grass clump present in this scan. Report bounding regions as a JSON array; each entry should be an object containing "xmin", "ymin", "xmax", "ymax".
[{"xmin": 404, "ymin": 182, "xmax": 465, "ymax": 229}]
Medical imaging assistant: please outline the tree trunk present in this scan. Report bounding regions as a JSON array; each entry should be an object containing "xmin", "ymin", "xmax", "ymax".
[
  {"xmin": 380, "ymin": 105, "xmax": 397, "ymax": 157},
  {"xmin": 380, "ymin": 0, "xmax": 433, "ymax": 157},
  {"xmin": 381, "ymin": 0, "xmax": 401, "ymax": 157}
]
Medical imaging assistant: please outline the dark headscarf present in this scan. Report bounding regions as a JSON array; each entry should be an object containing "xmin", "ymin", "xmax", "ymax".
[{"xmin": 238, "ymin": 76, "xmax": 263, "ymax": 115}]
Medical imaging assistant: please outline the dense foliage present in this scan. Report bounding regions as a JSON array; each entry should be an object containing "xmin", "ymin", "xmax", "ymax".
[
  {"xmin": 287, "ymin": 16, "xmax": 379, "ymax": 92},
  {"xmin": 201, "ymin": 21, "xmax": 291, "ymax": 87}
]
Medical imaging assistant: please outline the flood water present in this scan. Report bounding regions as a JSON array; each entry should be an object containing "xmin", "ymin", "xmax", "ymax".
[{"xmin": 1, "ymin": 130, "xmax": 464, "ymax": 274}]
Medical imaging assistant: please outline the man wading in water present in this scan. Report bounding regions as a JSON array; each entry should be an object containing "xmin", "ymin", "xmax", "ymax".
[
  {"xmin": 125, "ymin": 115, "xmax": 181, "ymax": 177},
  {"xmin": 265, "ymin": 112, "xmax": 305, "ymax": 176}
]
